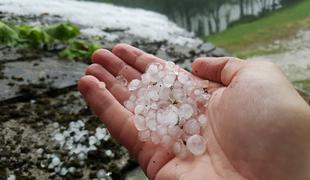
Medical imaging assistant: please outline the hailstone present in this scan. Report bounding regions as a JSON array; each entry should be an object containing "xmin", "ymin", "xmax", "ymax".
[{"xmin": 123, "ymin": 61, "xmax": 210, "ymax": 157}]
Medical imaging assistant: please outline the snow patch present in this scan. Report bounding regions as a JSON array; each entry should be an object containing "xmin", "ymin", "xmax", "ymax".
[{"xmin": 0, "ymin": 0, "xmax": 201, "ymax": 46}]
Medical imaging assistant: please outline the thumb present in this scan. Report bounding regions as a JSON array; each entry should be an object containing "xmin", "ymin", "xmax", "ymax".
[{"xmin": 192, "ymin": 57, "xmax": 245, "ymax": 86}]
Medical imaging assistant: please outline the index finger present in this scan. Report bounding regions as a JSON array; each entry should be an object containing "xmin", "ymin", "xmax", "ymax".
[{"xmin": 112, "ymin": 43, "xmax": 165, "ymax": 73}]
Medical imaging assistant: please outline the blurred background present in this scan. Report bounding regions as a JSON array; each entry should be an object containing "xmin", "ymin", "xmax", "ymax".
[{"xmin": 0, "ymin": 0, "xmax": 309, "ymax": 179}]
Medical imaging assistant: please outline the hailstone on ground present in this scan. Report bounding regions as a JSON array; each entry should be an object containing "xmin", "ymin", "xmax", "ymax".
[{"xmin": 123, "ymin": 61, "xmax": 210, "ymax": 157}]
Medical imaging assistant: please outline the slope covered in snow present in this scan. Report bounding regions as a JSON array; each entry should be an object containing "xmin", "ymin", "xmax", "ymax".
[{"xmin": 0, "ymin": 0, "xmax": 201, "ymax": 46}]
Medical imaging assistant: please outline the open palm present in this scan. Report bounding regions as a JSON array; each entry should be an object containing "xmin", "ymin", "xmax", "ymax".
[{"xmin": 78, "ymin": 44, "xmax": 310, "ymax": 180}]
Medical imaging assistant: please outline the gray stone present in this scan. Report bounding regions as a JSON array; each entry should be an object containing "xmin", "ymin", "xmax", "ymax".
[
  {"xmin": 125, "ymin": 167, "xmax": 148, "ymax": 180},
  {"xmin": 210, "ymin": 47, "xmax": 231, "ymax": 57},
  {"xmin": 0, "ymin": 57, "xmax": 87, "ymax": 102},
  {"xmin": 198, "ymin": 43, "xmax": 216, "ymax": 53},
  {"xmin": 0, "ymin": 47, "xmax": 39, "ymax": 62},
  {"xmin": 156, "ymin": 49, "xmax": 171, "ymax": 61}
]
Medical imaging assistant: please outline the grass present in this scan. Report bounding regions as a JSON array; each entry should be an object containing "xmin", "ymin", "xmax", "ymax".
[
  {"xmin": 206, "ymin": 0, "xmax": 310, "ymax": 58},
  {"xmin": 294, "ymin": 79, "xmax": 310, "ymax": 92}
]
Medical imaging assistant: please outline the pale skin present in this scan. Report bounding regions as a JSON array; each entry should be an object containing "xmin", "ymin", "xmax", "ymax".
[{"xmin": 78, "ymin": 43, "xmax": 310, "ymax": 180}]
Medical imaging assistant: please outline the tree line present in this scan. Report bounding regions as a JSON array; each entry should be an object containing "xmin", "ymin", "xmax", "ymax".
[{"xmin": 91, "ymin": 0, "xmax": 304, "ymax": 36}]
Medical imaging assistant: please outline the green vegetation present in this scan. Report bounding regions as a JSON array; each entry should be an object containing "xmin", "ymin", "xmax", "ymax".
[
  {"xmin": 0, "ymin": 21, "xmax": 100, "ymax": 60},
  {"xmin": 0, "ymin": 21, "xmax": 19, "ymax": 45},
  {"xmin": 294, "ymin": 79, "xmax": 310, "ymax": 92},
  {"xmin": 206, "ymin": 0, "xmax": 310, "ymax": 58},
  {"xmin": 60, "ymin": 40, "xmax": 101, "ymax": 60}
]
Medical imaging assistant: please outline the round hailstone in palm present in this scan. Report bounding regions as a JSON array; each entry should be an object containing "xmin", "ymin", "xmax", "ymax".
[
  {"xmin": 128, "ymin": 79, "xmax": 141, "ymax": 91},
  {"xmin": 146, "ymin": 119, "xmax": 157, "ymax": 131},
  {"xmin": 116, "ymin": 75, "xmax": 128, "ymax": 86},
  {"xmin": 177, "ymin": 72, "xmax": 189, "ymax": 84},
  {"xmin": 157, "ymin": 125, "xmax": 167, "ymax": 136},
  {"xmin": 134, "ymin": 104, "xmax": 145, "ymax": 115},
  {"xmin": 98, "ymin": 81, "xmax": 106, "ymax": 90},
  {"xmin": 147, "ymin": 64, "xmax": 159, "ymax": 74},
  {"xmin": 178, "ymin": 104, "xmax": 194, "ymax": 119},
  {"xmin": 186, "ymin": 135, "xmax": 207, "ymax": 155},
  {"xmin": 139, "ymin": 130, "xmax": 150, "ymax": 142},
  {"xmin": 184, "ymin": 119, "xmax": 200, "ymax": 135},
  {"xmin": 148, "ymin": 88, "xmax": 159, "ymax": 101},
  {"xmin": 150, "ymin": 102, "xmax": 158, "ymax": 110},
  {"xmin": 124, "ymin": 100, "xmax": 135, "ymax": 112},
  {"xmin": 151, "ymin": 132, "xmax": 161, "ymax": 144},
  {"xmin": 158, "ymin": 87, "xmax": 171, "ymax": 100},
  {"xmin": 129, "ymin": 94, "xmax": 136, "ymax": 101},
  {"xmin": 193, "ymin": 89, "xmax": 204, "ymax": 96},
  {"xmin": 167, "ymin": 126, "xmax": 182, "ymax": 139},
  {"xmin": 134, "ymin": 115, "xmax": 147, "ymax": 131},
  {"xmin": 141, "ymin": 73, "xmax": 151, "ymax": 84},
  {"xmin": 165, "ymin": 109, "xmax": 178, "ymax": 126},
  {"xmin": 172, "ymin": 88, "xmax": 184, "ymax": 101},
  {"xmin": 162, "ymin": 73, "xmax": 176, "ymax": 88},
  {"xmin": 198, "ymin": 114, "xmax": 208, "ymax": 127},
  {"xmin": 165, "ymin": 61, "xmax": 175, "ymax": 69}
]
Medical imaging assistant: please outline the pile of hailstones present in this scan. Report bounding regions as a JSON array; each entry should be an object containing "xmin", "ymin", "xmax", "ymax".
[
  {"xmin": 123, "ymin": 62, "xmax": 210, "ymax": 157},
  {"xmin": 46, "ymin": 120, "xmax": 113, "ymax": 179}
]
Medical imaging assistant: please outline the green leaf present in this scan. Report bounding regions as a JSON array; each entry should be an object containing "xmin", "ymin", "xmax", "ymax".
[
  {"xmin": 17, "ymin": 25, "xmax": 53, "ymax": 46},
  {"xmin": 60, "ymin": 40, "xmax": 101, "ymax": 60},
  {"xmin": 0, "ymin": 21, "xmax": 19, "ymax": 45},
  {"xmin": 45, "ymin": 22, "xmax": 80, "ymax": 41}
]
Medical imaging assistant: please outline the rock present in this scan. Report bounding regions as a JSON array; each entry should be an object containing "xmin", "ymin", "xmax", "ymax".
[
  {"xmin": 166, "ymin": 44, "xmax": 194, "ymax": 58},
  {"xmin": 197, "ymin": 43, "xmax": 216, "ymax": 54},
  {"xmin": 209, "ymin": 47, "xmax": 231, "ymax": 57},
  {"xmin": 125, "ymin": 167, "xmax": 148, "ymax": 180},
  {"xmin": 156, "ymin": 49, "xmax": 171, "ymax": 61},
  {"xmin": 0, "ymin": 46, "xmax": 39, "ymax": 63},
  {"xmin": 0, "ymin": 57, "xmax": 87, "ymax": 102}
]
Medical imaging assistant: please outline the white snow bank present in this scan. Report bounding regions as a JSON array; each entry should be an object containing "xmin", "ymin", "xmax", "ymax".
[{"xmin": 0, "ymin": 0, "xmax": 201, "ymax": 46}]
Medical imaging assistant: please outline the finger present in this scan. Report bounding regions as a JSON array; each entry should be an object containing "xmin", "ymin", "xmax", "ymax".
[
  {"xmin": 92, "ymin": 49, "xmax": 141, "ymax": 81},
  {"xmin": 112, "ymin": 43, "xmax": 165, "ymax": 73},
  {"xmin": 85, "ymin": 64, "xmax": 131, "ymax": 104},
  {"xmin": 192, "ymin": 57, "xmax": 245, "ymax": 86},
  {"xmin": 78, "ymin": 75, "xmax": 141, "ymax": 154}
]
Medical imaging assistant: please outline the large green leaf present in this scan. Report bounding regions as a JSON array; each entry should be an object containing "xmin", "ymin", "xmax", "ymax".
[
  {"xmin": 17, "ymin": 25, "xmax": 53, "ymax": 46},
  {"xmin": 60, "ymin": 40, "xmax": 101, "ymax": 60},
  {"xmin": 45, "ymin": 22, "xmax": 80, "ymax": 41},
  {"xmin": 0, "ymin": 21, "xmax": 19, "ymax": 45}
]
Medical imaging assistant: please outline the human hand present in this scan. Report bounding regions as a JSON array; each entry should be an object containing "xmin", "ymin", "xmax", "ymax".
[{"xmin": 78, "ymin": 44, "xmax": 310, "ymax": 180}]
